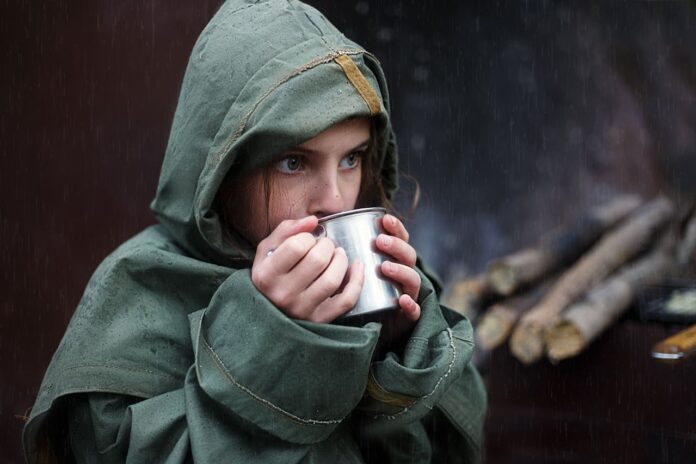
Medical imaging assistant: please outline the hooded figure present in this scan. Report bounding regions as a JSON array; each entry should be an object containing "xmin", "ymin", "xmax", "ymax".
[{"xmin": 24, "ymin": 1, "xmax": 486, "ymax": 462}]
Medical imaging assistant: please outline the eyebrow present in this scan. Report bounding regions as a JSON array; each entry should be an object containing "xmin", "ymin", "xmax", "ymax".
[{"xmin": 287, "ymin": 139, "xmax": 370, "ymax": 156}]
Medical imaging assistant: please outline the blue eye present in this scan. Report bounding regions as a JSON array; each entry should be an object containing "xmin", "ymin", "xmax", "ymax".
[
  {"xmin": 339, "ymin": 152, "xmax": 362, "ymax": 169},
  {"xmin": 275, "ymin": 156, "xmax": 303, "ymax": 173}
]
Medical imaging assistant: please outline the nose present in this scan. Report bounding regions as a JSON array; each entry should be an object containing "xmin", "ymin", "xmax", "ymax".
[{"xmin": 307, "ymin": 171, "xmax": 345, "ymax": 218}]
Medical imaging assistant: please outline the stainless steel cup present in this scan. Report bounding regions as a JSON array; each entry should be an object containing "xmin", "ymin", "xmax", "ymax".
[{"xmin": 315, "ymin": 207, "xmax": 401, "ymax": 318}]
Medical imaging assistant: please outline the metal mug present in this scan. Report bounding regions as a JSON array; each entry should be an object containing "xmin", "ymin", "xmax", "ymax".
[{"xmin": 314, "ymin": 207, "xmax": 401, "ymax": 319}]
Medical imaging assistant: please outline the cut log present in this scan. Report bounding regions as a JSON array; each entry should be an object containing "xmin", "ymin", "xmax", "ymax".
[
  {"xmin": 441, "ymin": 273, "xmax": 492, "ymax": 320},
  {"xmin": 510, "ymin": 196, "xmax": 675, "ymax": 364},
  {"xmin": 487, "ymin": 248, "xmax": 554, "ymax": 297},
  {"xmin": 488, "ymin": 194, "xmax": 643, "ymax": 295},
  {"xmin": 476, "ymin": 279, "xmax": 553, "ymax": 350},
  {"xmin": 545, "ymin": 246, "xmax": 675, "ymax": 362}
]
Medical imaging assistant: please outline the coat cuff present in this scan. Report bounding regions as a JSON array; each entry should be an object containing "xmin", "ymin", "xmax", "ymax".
[
  {"xmin": 189, "ymin": 269, "xmax": 380, "ymax": 444},
  {"xmin": 358, "ymin": 269, "xmax": 477, "ymax": 431}
]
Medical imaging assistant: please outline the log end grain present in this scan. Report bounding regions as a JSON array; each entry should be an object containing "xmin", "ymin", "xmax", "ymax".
[
  {"xmin": 442, "ymin": 274, "xmax": 492, "ymax": 319},
  {"xmin": 510, "ymin": 322, "xmax": 545, "ymax": 364},
  {"xmin": 476, "ymin": 308, "xmax": 515, "ymax": 350},
  {"xmin": 545, "ymin": 320, "xmax": 586, "ymax": 363},
  {"xmin": 488, "ymin": 263, "xmax": 517, "ymax": 296}
]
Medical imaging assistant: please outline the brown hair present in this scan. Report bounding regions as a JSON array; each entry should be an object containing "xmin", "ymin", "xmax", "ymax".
[{"xmin": 356, "ymin": 122, "xmax": 393, "ymax": 211}]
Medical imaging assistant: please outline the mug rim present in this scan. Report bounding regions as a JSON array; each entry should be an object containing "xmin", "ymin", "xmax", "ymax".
[{"xmin": 317, "ymin": 207, "xmax": 386, "ymax": 224}]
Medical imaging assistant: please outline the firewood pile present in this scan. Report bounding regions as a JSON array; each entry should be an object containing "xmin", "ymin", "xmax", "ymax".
[{"xmin": 442, "ymin": 195, "xmax": 696, "ymax": 364}]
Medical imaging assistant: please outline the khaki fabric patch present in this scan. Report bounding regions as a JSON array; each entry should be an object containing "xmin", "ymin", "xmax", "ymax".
[
  {"xmin": 334, "ymin": 54, "xmax": 381, "ymax": 116},
  {"xmin": 365, "ymin": 370, "xmax": 417, "ymax": 408}
]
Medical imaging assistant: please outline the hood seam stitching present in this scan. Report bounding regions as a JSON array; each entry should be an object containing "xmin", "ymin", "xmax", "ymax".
[{"xmin": 213, "ymin": 49, "xmax": 375, "ymax": 168}]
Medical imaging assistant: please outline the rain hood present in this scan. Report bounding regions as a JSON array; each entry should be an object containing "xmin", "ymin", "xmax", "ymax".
[{"xmin": 150, "ymin": 0, "xmax": 399, "ymax": 266}]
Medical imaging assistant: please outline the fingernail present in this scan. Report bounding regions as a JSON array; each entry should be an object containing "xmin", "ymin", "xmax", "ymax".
[
  {"xmin": 381, "ymin": 235, "xmax": 392, "ymax": 247},
  {"xmin": 336, "ymin": 247, "xmax": 346, "ymax": 255},
  {"xmin": 385, "ymin": 262, "xmax": 394, "ymax": 273},
  {"xmin": 294, "ymin": 216, "xmax": 317, "ymax": 232},
  {"xmin": 389, "ymin": 215, "xmax": 397, "ymax": 227}
]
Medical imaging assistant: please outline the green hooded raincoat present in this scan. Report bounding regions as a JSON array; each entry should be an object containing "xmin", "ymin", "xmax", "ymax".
[{"xmin": 23, "ymin": 1, "xmax": 487, "ymax": 462}]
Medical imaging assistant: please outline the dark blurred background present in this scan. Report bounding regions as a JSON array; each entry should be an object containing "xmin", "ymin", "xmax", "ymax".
[{"xmin": 2, "ymin": 1, "xmax": 695, "ymax": 463}]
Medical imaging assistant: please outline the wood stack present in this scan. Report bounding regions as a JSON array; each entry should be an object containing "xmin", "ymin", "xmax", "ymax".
[{"xmin": 445, "ymin": 195, "xmax": 695, "ymax": 364}]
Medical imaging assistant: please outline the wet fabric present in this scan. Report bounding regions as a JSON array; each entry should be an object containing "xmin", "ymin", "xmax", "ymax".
[{"xmin": 23, "ymin": 1, "xmax": 486, "ymax": 462}]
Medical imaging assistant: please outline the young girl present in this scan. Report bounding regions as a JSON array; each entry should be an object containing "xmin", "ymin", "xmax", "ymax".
[{"xmin": 24, "ymin": 1, "xmax": 486, "ymax": 462}]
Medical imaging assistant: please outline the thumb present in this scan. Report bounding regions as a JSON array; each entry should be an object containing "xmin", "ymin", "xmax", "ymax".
[
  {"xmin": 260, "ymin": 215, "xmax": 319, "ymax": 253},
  {"xmin": 288, "ymin": 215, "xmax": 320, "ymax": 236}
]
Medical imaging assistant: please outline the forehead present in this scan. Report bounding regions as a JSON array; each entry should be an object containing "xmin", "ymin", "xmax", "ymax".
[{"xmin": 295, "ymin": 118, "xmax": 371, "ymax": 154}]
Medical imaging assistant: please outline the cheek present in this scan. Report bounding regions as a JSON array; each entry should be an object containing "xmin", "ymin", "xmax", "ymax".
[
  {"xmin": 343, "ymin": 169, "xmax": 362, "ymax": 208},
  {"xmin": 266, "ymin": 177, "xmax": 307, "ymax": 224}
]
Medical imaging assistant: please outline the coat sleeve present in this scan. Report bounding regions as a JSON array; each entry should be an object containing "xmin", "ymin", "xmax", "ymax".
[{"xmin": 57, "ymin": 268, "xmax": 381, "ymax": 463}]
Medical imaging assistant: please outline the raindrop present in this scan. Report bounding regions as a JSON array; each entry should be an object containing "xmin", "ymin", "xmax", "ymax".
[
  {"xmin": 376, "ymin": 27, "xmax": 393, "ymax": 43},
  {"xmin": 354, "ymin": 2, "xmax": 369, "ymax": 16},
  {"xmin": 410, "ymin": 133, "xmax": 426, "ymax": 152},
  {"xmin": 412, "ymin": 66, "xmax": 429, "ymax": 82}
]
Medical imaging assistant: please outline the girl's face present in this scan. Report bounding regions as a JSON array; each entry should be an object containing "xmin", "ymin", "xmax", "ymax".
[{"xmin": 235, "ymin": 117, "xmax": 371, "ymax": 245}]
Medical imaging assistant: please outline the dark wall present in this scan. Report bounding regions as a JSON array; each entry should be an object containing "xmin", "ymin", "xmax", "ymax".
[
  {"xmin": 0, "ymin": 2, "xmax": 221, "ymax": 462},
  {"xmin": 2, "ymin": 1, "xmax": 695, "ymax": 463}
]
